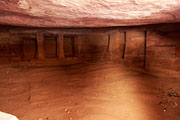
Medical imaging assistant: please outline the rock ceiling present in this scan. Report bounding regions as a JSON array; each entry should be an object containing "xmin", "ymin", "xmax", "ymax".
[{"xmin": 0, "ymin": 0, "xmax": 180, "ymax": 27}]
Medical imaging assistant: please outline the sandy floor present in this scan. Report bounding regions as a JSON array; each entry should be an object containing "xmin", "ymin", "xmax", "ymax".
[{"xmin": 0, "ymin": 62, "xmax": 180, "ymax": 120}]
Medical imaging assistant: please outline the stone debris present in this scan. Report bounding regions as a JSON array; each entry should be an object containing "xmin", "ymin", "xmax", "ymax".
[
  {"xmin": 67, "ymin": 110, "xmax": 71, "ymax": 114},
  {"xmin": 163, "ymin": 107, "xmax": 167, "ymax": 112},
  {"xmin": 159, "ymin": 100, "xmax": 177, "ymax": 108},
  {"xmin": 167, "ymin": 88, "xmax": 180, "ymax": 98},
  {"xmin": 64, "ymin": 108, "xmax": 68, "ymax": 112},
  {"xmin": 64, "ymin": 108, "xmax": 71, "ymax": 114},
  {"xmin": 158, "ymin": 88, "xmax": 180, "ymax": 111}
]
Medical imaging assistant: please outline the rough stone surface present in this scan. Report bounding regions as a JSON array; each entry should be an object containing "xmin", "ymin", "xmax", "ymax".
[
  {"xmin": 0, "ymin": 0, "xmax": 180, "ymax": 27},
  {"xmin": 0, "ymin": 62, "xmax": 180, "ymax": 120}
]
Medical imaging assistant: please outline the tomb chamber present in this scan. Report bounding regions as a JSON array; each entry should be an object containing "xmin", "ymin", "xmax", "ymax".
[{"xmin": 0, "ymin": 1, "xmax": 180, "ymax": 119}]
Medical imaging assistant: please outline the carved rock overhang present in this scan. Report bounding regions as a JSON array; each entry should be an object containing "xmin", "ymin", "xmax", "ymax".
[{"xmin": 0, "ymin": 0, "xmax": 180, "ymax": 27}]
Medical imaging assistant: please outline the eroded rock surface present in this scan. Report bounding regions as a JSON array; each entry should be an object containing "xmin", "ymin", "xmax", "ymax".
[{"xmin": 0, "ymin": 0, "xmax": 180, "ymax": 27}]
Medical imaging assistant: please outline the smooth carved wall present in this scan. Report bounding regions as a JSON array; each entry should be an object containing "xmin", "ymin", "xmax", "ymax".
[
  {"xmin": 146, "ymin": 30, "xmax": 180, "ymax": 70},
  {"xmin": 78, "ymin": 35, "xmax": 109, "ymax": 61},
  {"xmin": 0, "ymin": 32, "xmax": 22, "ymax": 61},
  {"xmin": 108, "ymin": 24, "xmax": 180, "ymax": 70},
  {"xmin": 0, "ymin": 24, "xmax": 179, "ymax": 71},
  {"xmin": 125, "ymin": 30, "xmax": 146, "ymax": 67}
]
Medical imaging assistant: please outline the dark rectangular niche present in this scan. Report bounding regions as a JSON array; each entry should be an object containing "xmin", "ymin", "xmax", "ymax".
[
  {"xmin": 44, "ymin": 34, "xmax": 58, "ymax": 58},
  {"xmin": 23, "ymin": 37, "xmax": 37, "ymax": 61},
  {"xmin": 63, "ymin": 35, "xmax": 77, "ymax": 57}
]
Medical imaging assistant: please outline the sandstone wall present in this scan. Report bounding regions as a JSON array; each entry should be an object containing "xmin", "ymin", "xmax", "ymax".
[
  {"xmin": 78, "ymin": 35, "xmax": 109, "ymax": 61},
  {"xmin": 146, "ymin": 30, "xmax": 180, "ymax": 70},
  {"xmin": 108, "ymin": 24, "xmax": 180, "ymax": 70},
  {"xmin": 0, "ymin": 24, "xmax": 179, "ymax": 71},
  {"xmin": 0, "ymin": 32, "xmax": 21, "ymax": 61},
  {"xmin": 125, "ymin": 30, "xmax": 146, "ymax": 67}
]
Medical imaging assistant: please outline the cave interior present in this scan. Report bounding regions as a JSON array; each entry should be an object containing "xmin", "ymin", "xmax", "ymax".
[{"xmin": 0, "ymin": 0, "xmax": 180, "ymax": 120}]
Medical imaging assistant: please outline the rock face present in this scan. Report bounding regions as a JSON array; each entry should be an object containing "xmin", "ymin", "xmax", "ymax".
[{"xmin": 0, "ymin": 0, "xmax": 180, "ymax": 27}]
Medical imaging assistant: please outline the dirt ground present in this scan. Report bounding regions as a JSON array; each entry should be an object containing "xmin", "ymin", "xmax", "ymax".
[{"xmin": 0, "ymin": 61, "xmax": 180, "ymax": 120}]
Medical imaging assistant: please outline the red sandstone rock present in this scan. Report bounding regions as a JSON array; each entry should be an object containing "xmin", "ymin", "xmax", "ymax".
[{"xmin": 0, "ymin": 0, "xmax": 180, "ymax": 27}]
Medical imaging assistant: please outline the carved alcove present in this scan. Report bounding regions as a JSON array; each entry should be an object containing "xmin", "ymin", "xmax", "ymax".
[
  {"xmin": 44, "ymin": 34, "xmax": 58, "ymax": 58},
  {"xmin": 63, "ymin": 35, "xmax": 78, "ymax": 57}
]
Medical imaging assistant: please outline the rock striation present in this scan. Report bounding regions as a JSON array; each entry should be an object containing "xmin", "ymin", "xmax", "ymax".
[{"xmin": 0, "ymin": 0, "xmax": 180, "ymax": 27}]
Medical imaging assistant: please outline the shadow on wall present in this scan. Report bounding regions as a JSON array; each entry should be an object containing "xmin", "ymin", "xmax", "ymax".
[{"xmin": 78, "ymin": 34, "xmax": 109, "ymax": 62}]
